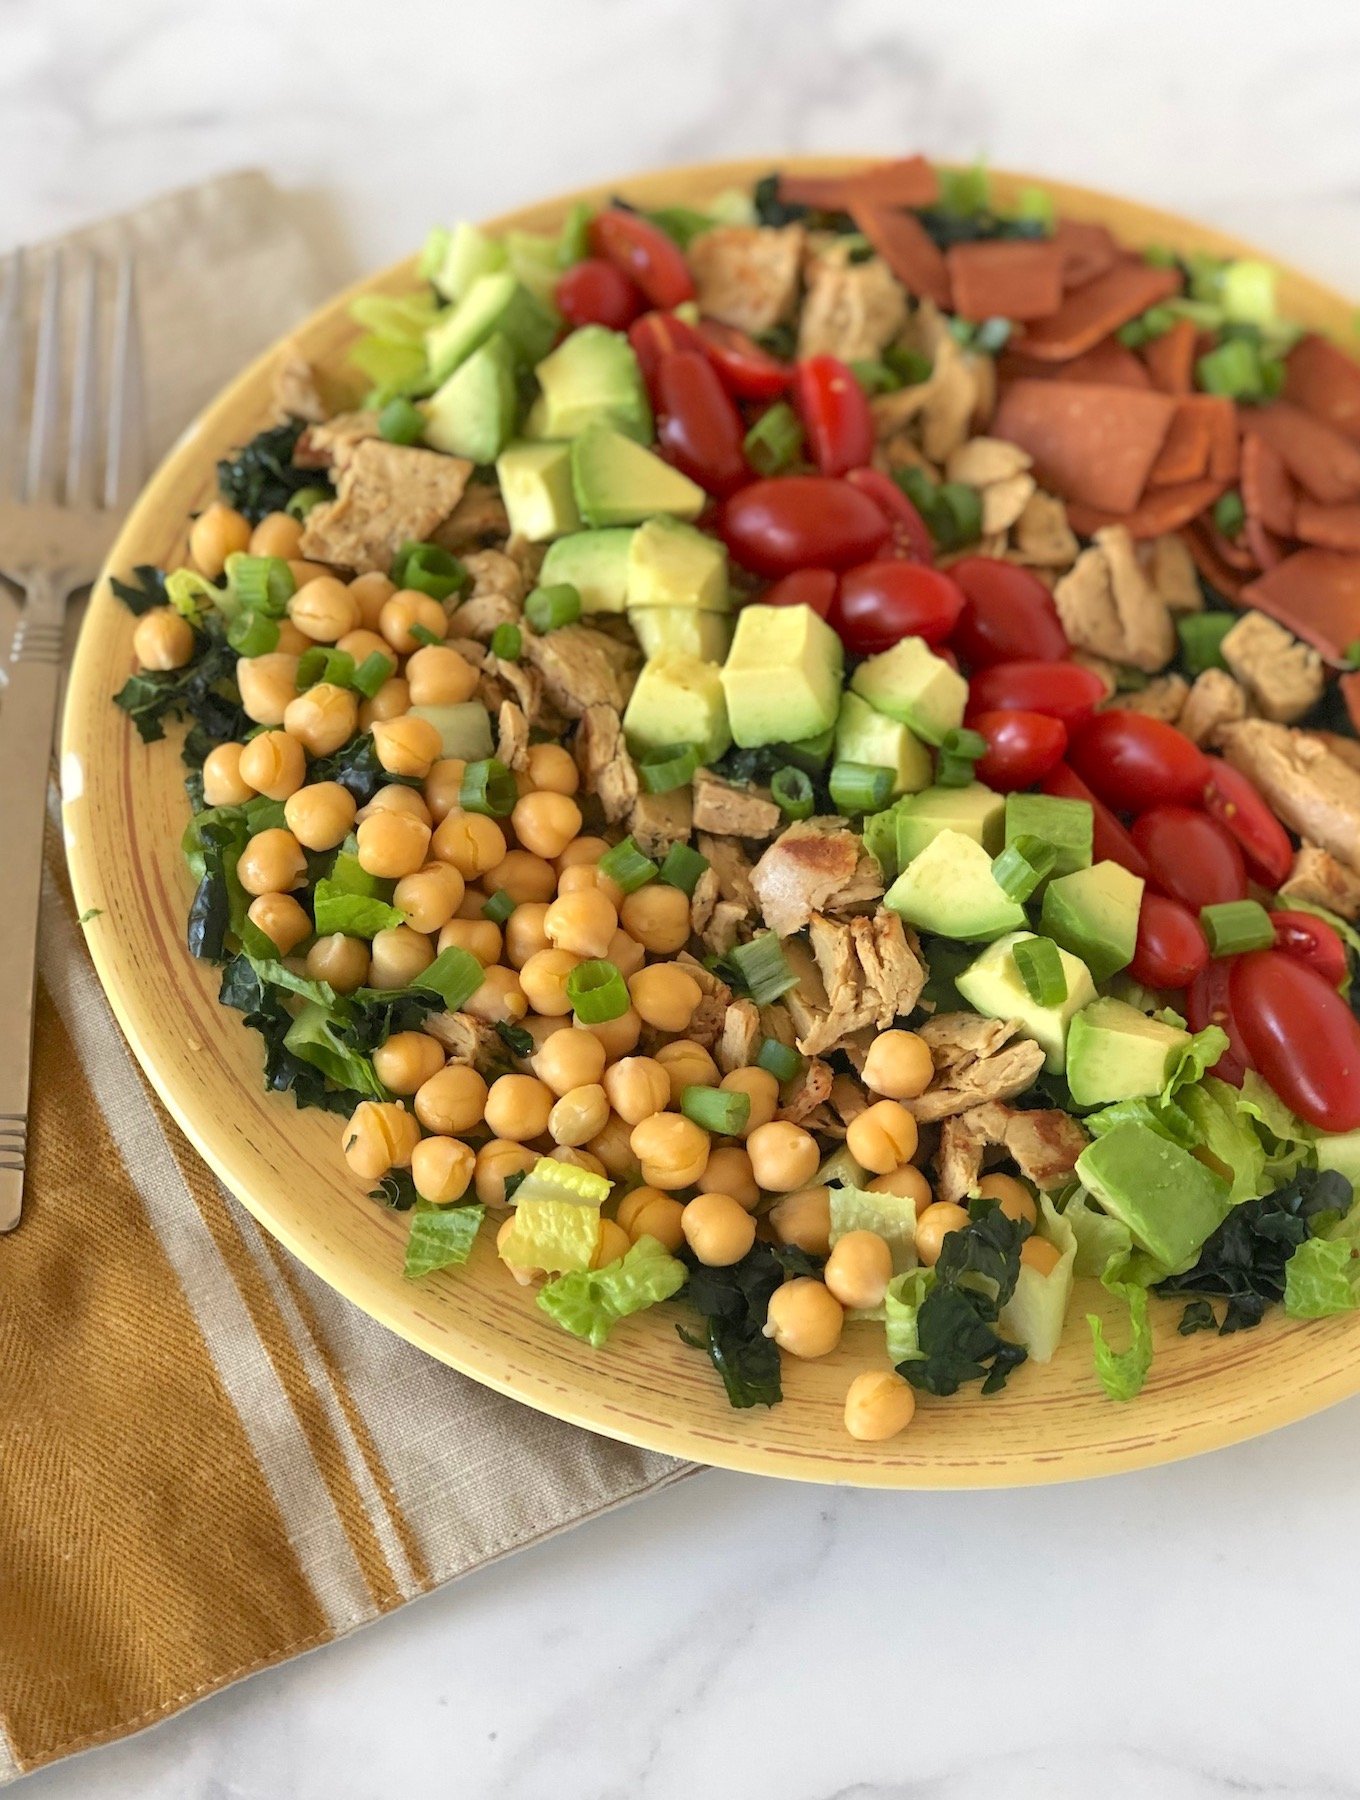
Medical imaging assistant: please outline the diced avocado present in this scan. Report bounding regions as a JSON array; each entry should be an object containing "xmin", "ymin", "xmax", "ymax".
[
  {"xmin": 781, "ymin": 724, "xmax": 836, "ymax": 772},
  {"xmin": 884, "ymin": 831, "xmax": 1027, "ymax": 944},
  {"xmin": 528, "ymin": 326, "xmax": 652, "ymax": 443},
  {"xmin": 955, "ymin": 930, "xmax": 1097, "ymax": 1071},
  {"xmin": 494, "ymin": 441, "xmax": 580, "ymax": 542},
  {"xmin": 894, "ymin": 782, "xmax": 1005, "ymax": 867},
  {"xmin": 570, "ymin": 424, "xmax": 706, "ymax": 528},
  {"xmin": 1316, "ymin": 1131, "xmax": 1360, "ymax": 1189},
  {"xmin": 432, "ymin": 223, "xmax": 509, "ymax": 303},
  {"xmin": 504, "ymin": 230, "xmax": 564, "ymax": 312},
  {"xmin": 720, "ymin": 604, "xmax": 843, "ymax": 749},
  {"xmin": 623, "ymin": 653, "xmax": 731, "ymax": 763},
  {"xmin": 628, "ymin": 607, "xmax": 733, "ymax": 662},
  {"xmin": 850, "ymin": 637, "xmax": 968, "ymax": 746},
  {"xmin": 1076, "ymin": 1122, "xmax": 1230, "ymax": 1269},
  {"xmin": 627, "ymin": 516, "xmax": 730, "ymax": 612},
  {"xmin": 422, "ymin": 334, "xmax": 517, "ymax": 463},
  {"xmin": 1040, "ymin": 860, "xmax": 1144, "ymax": 985},
  {"xmin": 835, "ymin": 692, "xmax": 932, "ymax": 799},
  {"xmin": 1066, "ymin": 997, "xmax": 1191, "ymax": 1108},
  {"xmin": 1004, "ymin": 793, "xmax": 1093, "ymax": 879},
  {"xmin": 426, "ymin": 272, "xmax": 557, "ymax": 383},
  {"xmin": 408, "ymin": 702, "xmax": 494, "ymax": 762},
  {"xmin": 539, "ymin": 528, "xmax": 635, "ymax": 614}
]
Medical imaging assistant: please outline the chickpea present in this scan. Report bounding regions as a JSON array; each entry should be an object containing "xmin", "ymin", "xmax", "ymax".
[
  {"xmin": 861, "ymin": 1029, "xmax": 935, "ymax": 1101},
  {"xmin": 380, "ymin": 589, "xmax": 447, "ymax": 655},
  {"xmin": 132, "ymin": 607, "xmax": 195, "ymax": 671},
  {"xmin": 342, "ymin": 1100, "xmax": 421, "ymax": 1182},
  {"xmin": 605, "ymin": 926, "xmax": 645, "ymax": 978},
  {"xmin": 475, "ymin": 1139, "xmax": 538, "ymax": 1207},
  {"xmin": 290, "ymin": 576, "xmax": 360, "ymax": 643},
  {"xmin": 415, "ymin": 1063, "xmax": 488, "ymax": 1136},
  {"xmin": 357, "ymin": 809, "xmax": 431, "ymax": 880},
  {"xmin": 557, "ymin": 863, "xmax": 624, "ymax": 908},
  {"xmin": 202, "ymin": 742, "xmax": 254, "ymax": 807},
  {"xmin": 545, "ymin": 888, "xmax": 617, "ymax": 959},
  {"xmin": 549, "ymin": 1083, "xmax": 610, "ymax": 1148},
  {"xmin": 915, "ymin": 1201, "xmax": 970, "ymax": 1267},
  {"xmin": 189, "ymin": 500, "xmax": 251, "ymax": 578},
  {"xmin": 249, "ymin": 510, "xmax": 303, "ymax": 560},
  {"xmin": 406, "ymin": 644, "xmax": 478, "ymax": 706},
  {"xmin": 618, "ymin": 1190, "xmax": 685, "ymax": 1252},
  {"xmin": 655, "ymin": 1039, "xmax": 719, "ymax": 1105},
  {"xmin": 368, "ymin": 924, "xmax": 436, "ymax": 989},
  {"xmin": 583, "ymin": 1007, "xmax": 642, "ymax": 1061},
  {"xmin": 525, "ymin": 743, "xmax": 579, "ymax": 795},
  {"xmin": 700, "ymin": 1145, "xmax": 759, "ymax": 1211},
  {"xmin": 463, "ymin": 965, "xmax": 528, "ymax": 1026},
  {"xmin": 371, "ymin": 715, "xmax": 442, "ymax": 781},
  {"xmin": 246, "ymin": 892, "xmax": 310, "ymax": 956},
  {"xmin": 616, "ymin": 1186, "xmax": 669, "ymax": 1234},
  {"xmin": 337, "ymin": 627, "xmax": 392, "ymax": 667},
  {"xmin": 237, "ymin": 652, "xmax": 301, "ymax": 726},
  {"xmin": 518, "ymin": 948, "xmax": 579, "ymax": 1017},
  {"xmin": 719, "ymin": 1066, "xmax": 779, "ymax": 1137},
  {"xmin": 359, "ymin": 784, "xmax": 433, "ymax": 828},
  {"xmin": 977, "ymin": 1173, "xmax": 1038, "ymax": 1228},
  {"xmin": 372, "ymin": 1031, "xmax": 445, "ymax": 1095},
  {"xmin": 274, "ymin": 620, "xmax": 311, "ymax": 657},
  {"xmin": 238, "ymin": 729, "xmax": 306, "ymax": 801},
  {"xmin": 628, "ymin": 963, "xmax": 702, "ymax": 1034},
  {"xmin": 619, "ymin": 884, "xmax": 690, "ymax": 954},
  {"xmin": 424, "ymin": 757, "xmax": 468, "ymax": 823},
  {"xmin": 867, "ymin": 1164, "xmax": 933, "ymax": 1219},
  {"xmin": 284, "ymin": 683, "xmax": 359, "ymax": 757},
  {"xmin": 531, "ymin": 1027, "xmax": 607, "ymax": 1098},
  {"xmin": 438, "ymin": 916, "xmax": 502, "ymax": 966},
  {"xmin": 484, "ymin": 1073, "xmax": 553, "ymax": 1142},
  {"xmin": 359, "ymin": 677, "xmax": 411, "ymax": 728},
  {"xmin": 824, "ymin": 1230, "xmax": 894, "ymax": 1311},
  {"xmin": 586, "ymin": 1112, "xmax": 641, "ymax": 1179},
  {"xmin": 503, "ymin": 901, "xmax": 550, "ymax": 968},
  {"xmin": 511, "ymin": 791, "xmax": 582, "ymax": 860},
  {"xmin": 349, "ymin": 571, "xmax": 396, "ymax": 630},
  {"xmin": 630, "ymin": 1113, "xmax": 709, "ymax": 1190},
  {"xmin": 496, "ymin": 1215, "xmax": 536, "ymax": 1285},
  {"xmin": 764, "ymin": 1279, "xmax": 844, "ymax": 1359},
  {"xmin": 553, "ymin": 1146, "xmax": 608, "ymax": 1179},
  {"xmin": 284, "ymin": 781, "xmax": 357, "ymax": 852},
  {"xmin": 1020, "ymin": 1236, "xmax": 1063, "ymax": 1276},
  {"xmin": 487, "ymin": 850, "xmax": 557, "ymax": 906},
  {"xmin": 682, "ymin": 1191, "xmax": 756, "ymax": 1266},
  {"xmin": 394, "ymin": 862, "xmax": 465, "ymax": 934},
  {"xmin": 305, "ymin": 933, "xmax": 370, "ymax": 994},
  {"xmin": 843, "ymin": 1370, "xmax": 916, "ymax": 1443},
  {"xmin": 411, "ymin": 1135, "xmax": 476, "ymax": 1206},
  {"xmin": 590, "ymin": 1218, "xmax": 631, "ymax": 1268},
  {"xmin": 453, "ymin": 884, "xmax": 492, "ymax": 919},
  {"xmin": 768, "ymin": 1186, "xmax": 832, "ymax": 1257},
  {"xmin": 432, "ymin": 809, "xmax": 506, "ymax": 879},
  {"xmin": 846, "ymin": 1100, "xmax": 919, "ymax": 1176},
  {"xmin": 288, "ymin": 559, "xmax": 332, "ymax": 589},
  {"xmin": 602, "ymin": 1056, "xmax": 671, "ymax": 1126},
  {"xmin": 558, "ymin": 835, "xmax": 611, "ymax": 871},
  {"xmin": 747, "ymin": 1121, "xmax": 820, "ymax": 1193},
  {"xmin": 237, "ymin": 827, "xmax": 305, "ymax": 896}
]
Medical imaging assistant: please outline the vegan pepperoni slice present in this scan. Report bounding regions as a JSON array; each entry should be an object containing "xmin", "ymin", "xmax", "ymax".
[
  {"xmin": 849, "ymin": 202, "xmax": 951, "ymax": 307},
  {"xmin": 1249, "ymin": 401, "xmax": 1360, "ymax": 505},
  {"xmin": 1283, "ymin": 334, "xmax": 1360, "ymax": 444},
  {"xmin": 1014, "ymin": 259, "xmax": 1182, "ymax": 362},
  {"xmin": 991, "ymin": 379, "xmax": 1175, "ymax": 515},
  {"xmin": 1240, "ymin": 548, "xmax": 1360, "ymax": 664},
  {"xmin": 1066, "ymin": 476, "xmax": 1227, "ymax": 540},
  {"xmin": 1184, "ymin": 523, "xmax": 1250, "ymax": 601},
  {"xmin": 1294, "ymin": 499, "xmax": 1360, "ymax": 552},
  {"xmin": 776, "ymin": 157, "xmax": 940, "ymax": 212},
  {"xmin": 999, "ymin": 338, "xmax": 1152, "ymax": 389},
  {"xmin": 1240, "ymin": 431, "xmax": 1297, "ymax": 538},
  {"xmin": 1147, "ymin": 402, "xmax": 1215, "ymax": 487},
  {"xmin": 946, "ymin": 240, "xmax": 1064, "ymax": 321},
  {"xmin": 1142, "ymin": 317, "xmax": 1197, "ymax": 394},
  {"xmin": 1050, "ymin": 219, "xmax": 1120, "ymax": 289}
]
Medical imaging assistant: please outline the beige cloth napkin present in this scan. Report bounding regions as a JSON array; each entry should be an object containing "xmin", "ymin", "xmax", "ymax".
[{"xmin": 0, "ymin": 173, "xmax": 688, "ymax": 1784}]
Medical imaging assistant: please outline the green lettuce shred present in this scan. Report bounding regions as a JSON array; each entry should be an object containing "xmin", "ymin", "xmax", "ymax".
[
  {"xmin": 404, "ymin": 1201, "xmax": 486, "ymax": 1280},
  {"xmin": 883, "ymin": 1268, "xmax": 933, "ymax": 1367},
  {"xmin": 998, "ymin": 1194, "xmax": 1076, "ymax": 1364},
  {"xmin": 1089, "ymin": 1279, "xmax": 1154, "ymax": 1402},
  {"xmin": 537, "ymin": 1236, "xmax": 687, "ymax": 1347},
  {"xmin": 497, "ymin": 1197, "xmax": 601, "ymax": 1274},
  {"xmin": 511, "ymin": 1156, "xmax": 612, "ymax": 1209}
]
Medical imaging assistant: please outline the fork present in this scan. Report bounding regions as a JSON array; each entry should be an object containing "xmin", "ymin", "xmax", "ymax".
[{"xmin": 0, "ymin": 246, "xmax": 146, "ymax": 1232}]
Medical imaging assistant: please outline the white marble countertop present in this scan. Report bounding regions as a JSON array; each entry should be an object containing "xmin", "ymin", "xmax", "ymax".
[{"xmin": 10, "ymin": 0, "xmax": 1360, "ymax": 1793}]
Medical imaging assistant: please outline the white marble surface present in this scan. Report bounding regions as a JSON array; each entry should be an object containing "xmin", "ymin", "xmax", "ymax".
[{"xmin": 10, "ymin": 1, "xmax": 1360, "ymax": 1793}]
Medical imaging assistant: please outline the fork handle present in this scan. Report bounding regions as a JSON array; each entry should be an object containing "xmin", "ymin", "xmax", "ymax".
[{"xmin": 0, "ymin": 568, "xmax": 67, "ymax": 1232}]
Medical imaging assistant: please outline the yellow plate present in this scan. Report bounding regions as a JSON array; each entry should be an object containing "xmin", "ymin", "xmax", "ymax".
[{"xmin": 61, "ymin": 158, "xmax": 1360, "ymax": 1486}]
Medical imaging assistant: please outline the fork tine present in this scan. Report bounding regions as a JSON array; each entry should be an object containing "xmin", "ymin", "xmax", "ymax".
[
  {"xmin": 24, "ymin": 248, "xmax": 63, "ymax": 504},
  {"xmin": 103, "ymin": 250, "xmax": 145, "ymax": 510},
  {"xmin": 0, "ymin": 249, "xmax": 28, "ymax": 499},
  {"xmin": 65, "ymin": 254, "xmax": 101, "ymax": 508}
]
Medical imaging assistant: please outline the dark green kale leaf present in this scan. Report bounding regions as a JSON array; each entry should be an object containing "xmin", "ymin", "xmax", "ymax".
[
  {"xmin": 308, "ymin": 733, "xmax": 423, "ymax": 805},
  {"xmin": 751, "ymin": 172, "xmax": 853, "ymax": 234},
  {"xmin": 110, "ymin": 564, "xmax": 169, "ymax": 615},
  {"xmin": 218, "ymin": 955, "xmax": 365, "ymax": 1115},
  {"xmin": 186, "ymin": 817, "xmax": 242, "ymax": 962},
  {"xmin": 370, "ymin": 1169, "xmax": 419, "ymax": 1211},
  {"xmin": 677, "ymin": 1243, "xmax": 786, "ymax": 1409},
  {"xmin": 900, "ymin": 1199, "xmax": 1030, "ymax": 1397},
  {"xmin": 216, "ymin": 420, "xmax": 332, "ymax": 524},
  {"xmin": 915, "ymin": 209, "xmax": 1047, "ymax": 250},
  {"xmin": 113, "ymin": 615, "xmax": 248, "ymax": 755},
  {"xmin": 1177, "ymin": 1299, "xmax": 1219, "ymax": 1336}
]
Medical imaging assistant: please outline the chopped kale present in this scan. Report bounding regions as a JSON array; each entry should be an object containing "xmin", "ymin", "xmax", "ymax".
[
  {"xmin": 915, "ymin": 209, "xmax": 1048, "ymax": 250},
  {"xmin": 218, "ymin": 955, "xmax": 375, "ymax": 1115},
  {"xmin": 370, "ymin": 1169, "xmax": 419, "ymax": 1211},
  {"xmin": 1177, "ymin": 1299, "xmax": 1219, "ymax": 1336},
  {"xmin": 899, "ymin": 1199, "xmax": 1030, "ymax": 1396},
  {"xmin": 110, "ymin": 564, "xmax": 169, "ymax": 615},
  {"xmin": 113, "ymin": 615, "xmax": 248, "ymax": 756},
  {"xmin": 216, "ymin": 420, "xmax": 332, "ymax": 524},
  {"xmin": 751, "ymin": 172, "xmax": 853, "ymax": 234},
  {"xmin": 308, "ymin": 733, "xmax": 423, "ymax": 805},
  {"xmin": 677, "ymin": 1243, "xmax": 786, "ymax": 1408}
]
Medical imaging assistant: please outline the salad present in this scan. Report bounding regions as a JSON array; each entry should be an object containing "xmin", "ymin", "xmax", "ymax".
[{"xmin": 112, "ymin": 155, "xmax": 1360, "ymax": 1445}]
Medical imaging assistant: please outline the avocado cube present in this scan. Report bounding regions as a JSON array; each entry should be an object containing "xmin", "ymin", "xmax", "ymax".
[
  {"xmin": 422, "ymin": 334, "xmax": 517, "ymax": 463},
  {"xmin": 426, "ymin": 272, "xmax": 556, "ymax": 383},
  {"xmin": 495, "ymin": 441, "xmax": 580, "ymax": 543},
  {"xmin": 540, "ymin": 528, "xmax": 635, "ymax": 614},
  {"xmin": 720, "ymin": 604, "xmax": 843, "ymax": 748},
  {"xmin": 504, "ymin": 229, "xmax": 564, "ymax": 310},
  {"xmin": 835, "ymin": 692, "xmax": 933, "ymax": 799},
  {"xmin": 884, "ymin": 831, "xmax": 1027, "ymax": 945},
  {"xmin": 955, "ymin": 929, "xmax": 1097, "ymax": 1072},
  {"xmin": 850, "ymin": 637, "xmax": 968, "ymax": 746},
  {"xmin": 529, "ymin": 325, "xmax": 652, "ymax": 443},
  {"xmin": 432, "ymin": 222, "xmax": 509, "ymax": 303},
  {"xmin": 894, "ymin": 783, "xmax": 1006, "ymax": 867},
  {"xmin": 570, "ymin": 425, "xmax": 705, "ymax": 528},
  {"xmin": 623, "ymin": 653, "xmax": 731, "ymax": 764},
  {"xmin": 1005, "ymin": 793, "xmax": 1093, "ymax": 878},
  {"xmin": 407, "ymin": 702, "xmax": 494, "ymax": 762},
  {"xmin": 627, "ymin": 516, "xmax": 730, "ymax": 613},
  {"xmin": 1077, "ymin": 1123, "xmax": 1230, "ymax": 1268},
  {"xmin": 1065, "ymin": 997, "xmax": 1191, "ymax": 1108},
  {"xmin": 628, "ymin": 607, "xmax": 733, "ymax": 662},
  {"xmin": 1040, "ymin": 860, "xmax": 1144, "ymax": 984}
]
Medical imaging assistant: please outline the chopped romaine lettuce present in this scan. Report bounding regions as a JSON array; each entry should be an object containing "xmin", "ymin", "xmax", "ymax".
[
  {"xmin": 497, "ymin": 1197, "xmax": 601, "ymax": 1273},
  {"xmin": 1236, "ymin": 1071, "xmax": 1317, "ymax": 1184},
  {"xmin": 1178, "ymin": 1078, "xmax": 1267, "ymax": 1204},
  {"xmin": 884, "ymin": 1268, "xmax": 933, "ymax": 1366},
  {"xmin": 999, "ymin": 1194, "xmax": 1076, "ymax": 1364},
  {"xmin": 404, "ymin": 1201, "xmax": 486, "ymax": 1279},
  {"xmin": 511, "ymin": 1156, "xmax": 612, "ymax": 1208},
  {"xmin": 829, "ymin": 1183, "xmax": 918, "ymax": 1273},
  {"xmin": 1089, "ymin": 1278, "xmax": 1154, "ymax": 1402},
  {"xmin": 538, "ymin": 1236, "xmax": 687, "ymax": 1346},
  {"xmin": 282, "ymin": 1002, "xmax": 387, "ymax": 1100}
]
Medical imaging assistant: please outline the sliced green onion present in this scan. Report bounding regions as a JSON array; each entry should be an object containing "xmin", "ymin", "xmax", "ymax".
[
  {"xmin": 883, "ymin": 344, "xmax": 932, "ymax": 386},
  {"xmin": 598, "ymin": 836, "xmax": 658, "ymax": 894},
  {"xmin": 567, "ymin": 959, "xmax": 629, "ymax": 1023},
  {"xmin": 681, "ymin": 1084, "xmax": 751, "ymax": 1135},
  {"xmin": 296, "ymin": 646, "xmax": 357, "ymax": 690},
  {"xmin": 828, "ymin": 761, "xmax": 893, "ymax": 814},
  {"xmin": 756, "ymin": 1037, "xmax": 804, "ymax": 1083},
  {"xmin": 849, "ymin": 359, "xmax": 901, "ymax": 398},
  {"xmin": 226, "ymin": 553, "xmax": 295, "ymax": 617},
  {"xmin": 941, "ymin": 727, "xmax": 987, "ymax": 762},
  {"xmin": 1141, "ymin": 305, "xmax": 1177, "ymax": 339},
  {"xmin": 938, "ymin": 161, "xmax": 990, "ymax": 217},
  {"xmin": 378, "ymin": 396, "xmax": 426, "ymax": 445},
  {"xmin": 727, "ymin": 932, "xmax": 798, "ymax": 1005},
  {"xmin": 1177, "ymin": 612, "xmax": 1237, "ymax": 676},
  {"xmin": 1212, "ymin": 490, "xmax": 1245, "ymax": 538},
  {"xmin": 409, "ymin": 622, "xmax": 441, "ymax": 648},
  {"xmin": 353, "ymin": 649, "xmax": 396, "ymax": 698},
  {"xmin": 556, "ymin": 200, "xmax": 594, "ymax": 268},
  {"xmin": 1012, "ymin": 936, "xmax": 1066, "ymax": 1007},
  {"xmin": 1116, "ymin": 317, "xmax": 1150, "ymax": 349},
  {"xmin": 771, "ymin": 765, "xmax": 815, "ymax": 820},
  {"xmin": 1143, "ymin": 244, "xmax": 1179, "ymax": 269},
  {"xmin": 1201, "ymin": 899, "xmax": 1275, "ymax": 957},
  {"xmin": 391, "ymin": 541, "xmax": 469, "ymax": 602},
  {"xmin": 743, "ymin": 402, "xmax": 804, "ymax": 476},
  {"xmin": 228, "ymin": 611, "xmax": 280, "ymax": 656},
  {"xmin": 895, "ymin": 465, "xmax": 937, "ymax": 516},
  {"xmin": 1196, "ymin": 337, "xmax": 1264, "ymax": 400},
  {"xmin": 1346, "ymin": 640, "xmax": 1360, "ymax": 671},
  {"xmin": 935, "ymin": 482, "xmax": 984, "ymax": 547},
  {"xmin": 779, "ymin": 724, "xmax": 835, "ymax": 773},
  {"xmin": 490, "ymin": 622, "xmax": 522, "ymax": 661},
  {"xmin": 460, "ymin": 758, "xmax": 517, "ymax": 818},
  {"xmin": 482, "ymin": 888, "xmax": 515, "ymax": 924},
  {"xmin": 935, "ymin": 729, "xmax": 988, "ymax": 789},
  {"xmin": 992, "ymin": 835, "xmax": 1058, "ymax": 902},
  {"xmin": 524, "ymin": 583, "xmax": 582, "ymax": 633},
  {"xmin": 411, "ymin": 944, "xmax": 485, "ymax": 1011},
  {"xmin": 639, "ymin": 742, "xmax": 701, "ymax": 794},
  {"xmin": 285, "ymin": 485, "xmax": 331, "ymax": 519},
  {"xmin": 658, "ymin": 842, "xmax": 709, "ymax": 895},
  {"xmin": 971, "ymin": 318, "xmax": 1012, "ymax": 356},
  {"xmin": 1015, "ymin": 184, "xmax": 1054, "ymax": 230}
]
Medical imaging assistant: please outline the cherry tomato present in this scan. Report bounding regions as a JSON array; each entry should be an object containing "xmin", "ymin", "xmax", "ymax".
[
  {"xmin": 1068, "ymin": 711, "xmax": 1212, "ymax": 814},
  {"xmin": 1041, "ymin": 763, "xmax": 1151, "ymax": 881},
  {"xmin": 654, "ymin": 351, "xmax": 748, "ymax": 497},
  {"xmin": 1202, "ymin": 757, "xmax": 1294, "ymax": 889},
  {"xmin": 844, "ymin": 467, "xmax": 934, "ymax": 563},
  {"xmin": 720, "ymin": 477, "xmax": 891, "ymax": 578},
  {"xmin": 829, "ymin": 561, "xmax": 964, "ymax": 654},
  {"xmin": 1230, "ymin": 950, "xmax": 1360, "ymax": 1131},
  {"xmin": 971, "ymin": 710, "xmax": 1068, "ymax": 791},
  {"xmin": 1129, "ymin": 893, "xmax": 1209, "ymax": 991},
  {"xmin": 761, "ymin": 569, "xmax": 838, "ymax": 618},
  {"xmin": 1186, "ymin": 959, "xmax": 1253, "ymax": 1087},
  {"xmin": 696, "ymin": 320, "xmax": 791, "ymax": 400},
  {"xmin": 966, "ymin": 660, "xmax": 1106, "ymax": 733},
  {"xmin": 553, "ymin": 257, "xmax": 644, "ymax": 331},
  {"xmin": 793, "ymin": 355, "xmax": 875, "ymax": 477},
  {"xmin": 1130, "ymin": 806, "xmax": 1248, "ymax": 912},
  {"xmin": 1271, "ymin": 910, "xmax": 1350, "ymax": 989},
  {"xmin": 948, "ymin": 557, "xmax": 1070, "ymax": 667},
  {"xmin": 588, "ymin": 209, "xmax": 696, "ymax": 310},
  {"xmin": 628, "ymin": 311, "xmax": 705, "ymax": 399}
]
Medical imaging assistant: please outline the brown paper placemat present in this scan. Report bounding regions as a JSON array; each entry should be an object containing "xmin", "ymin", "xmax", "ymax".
[{"xmin": 0, "ymin": 176, "xmax": 689, "ymax": 1783}]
